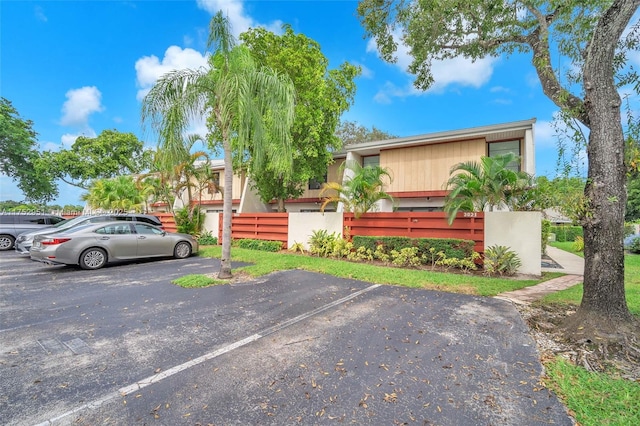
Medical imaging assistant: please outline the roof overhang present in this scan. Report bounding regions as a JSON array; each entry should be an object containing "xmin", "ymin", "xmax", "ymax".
[{"xmin": 340, "ymin": 118, "xmax": 536, "ymax": 157}]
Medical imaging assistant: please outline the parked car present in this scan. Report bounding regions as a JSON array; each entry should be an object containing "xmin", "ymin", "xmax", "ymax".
[
  {"xmin": 0, "ymin": 213, "xmax": 65, "ymax": 250},
  {"xmin": 30, "ymin": 221, "xmax": 198, "ymax": 270},
  {"xmin": 14, "ymin": 213, "xmax": 163, "ymax": 254}
]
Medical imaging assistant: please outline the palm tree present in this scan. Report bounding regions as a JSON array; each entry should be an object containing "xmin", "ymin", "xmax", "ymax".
[
  {"xmin": 320, "ymin": 160, "xmax": 394, "ymax": 218},
  {"xmin": 142, "ymin": 11, "xmax": 295, "ymax": 278},
  {"xmin": 443, "ymin": 153, "xmax": 531, "ymax": 224},
  {"xmin": 82, "ymin": 176, "xmax": 145, "ymax": 212}
]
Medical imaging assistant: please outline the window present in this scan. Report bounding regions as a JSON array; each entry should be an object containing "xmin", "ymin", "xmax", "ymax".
[
  {"xmin": 488, "ymin": 140, "xmax": 521, "ymax": 171},
  {"xmin": 308, "ymin": 174, "xmax": 327, "ymax": 190},
  {"xmin": 207, "ymin": 172, "xmax": 221, "ymax": 194},
  {"xmin": 363, "ymin": 155, "xmax": 380, "ymax": 168},
  {"xmin": 134, "ymin": 224, "xmax": 163, "ymax": 235}
]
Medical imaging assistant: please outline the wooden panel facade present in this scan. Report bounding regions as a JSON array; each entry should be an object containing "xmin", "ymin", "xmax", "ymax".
[
  {"xmin": 381, "ymin": 138, "xmax": 485, "ymax": 193},
  {"xmin": 220, "ymin": 211, "xmax": 483, "ymax": 254},
  {"xmin": 219, "ymin": 213, "xmax": 289, "ymax": 248},
  {"xmin": 298, "ymin": 161, "xmax": 344, "ymax": 200},
  {"xmin": 344, "ymin": 212, "xmax": 484, "ymax": 253}
]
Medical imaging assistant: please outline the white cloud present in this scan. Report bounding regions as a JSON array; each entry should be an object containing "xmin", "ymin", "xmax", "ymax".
[
  {"xmin": 135, "ymin": 46, "xmax": 209, "ymax": 101},
  {"xmin": 534, "ymin": 119, "xmax": 555, "ymax": 149},
  {"xmin": 351, "ymin": 61, "xmax": 373, "ymax": 79},
  {"xmin": 60, "ymin": 86, "xmax": 104, "ymax": 126},
  {"xmin": 61, "ymin": 129, "xmax": 97, "ymax": 149},
  {"xmin": 196, "ymin": 0, "xmax": 283, "ymax": 37},
  {"xmin": 366, "ymin": 31, "xmax": 496, "ymax": 101},
  {"xmin": 490, "ymin": 86, "xmax": 511, "ymax": 93},
  {"xmin": 34, "ymin": 6, "xmax": 47, "ymax": 22}
]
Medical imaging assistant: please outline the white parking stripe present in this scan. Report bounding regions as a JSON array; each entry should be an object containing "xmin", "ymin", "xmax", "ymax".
[{"xmin": 33, "ymin": 283, "xmax": 380, "ymax": 426}]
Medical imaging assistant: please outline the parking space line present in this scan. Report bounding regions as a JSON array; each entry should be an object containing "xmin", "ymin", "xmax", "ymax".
[{"xmin": 33, "ymin": 283, "xmax": 380, "ymax": 426}]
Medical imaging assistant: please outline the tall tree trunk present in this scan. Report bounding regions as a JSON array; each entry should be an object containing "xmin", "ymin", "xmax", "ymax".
[
  {"xmin": 569, "ymin": 0, "xmax": 636, "ymax": 332},
  {"xmin": 218, "ymin": 137, "xmax": 233, "ymax": 279},
  {"xmin": 277, "ymin": 198, "xmax": 286, "ymax": 212}
]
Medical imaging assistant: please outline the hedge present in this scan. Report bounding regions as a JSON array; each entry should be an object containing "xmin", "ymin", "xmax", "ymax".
[
  {"xmin": 352, "ymin": 235, "xmax": 475, "ymax": 261},
  {"xmin": 234, "ymin": 239, "xmax": 283, "ymax": 252},
  {"xmin": 550, "ymin": 225, "xmax": 583, "ymax": 242}
]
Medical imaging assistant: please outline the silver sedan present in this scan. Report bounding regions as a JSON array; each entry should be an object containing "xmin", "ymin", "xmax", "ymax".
[{"xmin": 30, "ymin": 221, "xmax": 199, "ymax": 270}]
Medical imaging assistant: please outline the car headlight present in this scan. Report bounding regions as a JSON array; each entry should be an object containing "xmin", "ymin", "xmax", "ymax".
[{"xmin": 17, "ymin": 236, "xmax": 25, "ymax": 242}]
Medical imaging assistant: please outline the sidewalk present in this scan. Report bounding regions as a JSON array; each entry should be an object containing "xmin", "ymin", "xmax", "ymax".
[{"xmin": 496, "ymin": 246, "xmax": 584, "ymax": 305}]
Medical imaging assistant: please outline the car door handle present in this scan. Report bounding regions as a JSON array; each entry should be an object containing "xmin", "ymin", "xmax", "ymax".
[
  {"xmin": 99, "ymin": 237, "xmax": 110, "ymax": 240},
  {"xmin": 138, "ymin": 236, "xmax": 147, "ymax": 240}
]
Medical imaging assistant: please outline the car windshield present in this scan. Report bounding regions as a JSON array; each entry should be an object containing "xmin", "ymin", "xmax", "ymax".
[
  {"xmin": 51, "ymin": 218, "xmax": 73, "ymax": 228},
  {"xmin": 55, "ymin": 215, "xmax": 91, "ymax": 230}
]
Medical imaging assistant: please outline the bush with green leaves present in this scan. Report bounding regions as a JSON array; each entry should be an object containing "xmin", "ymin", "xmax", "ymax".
[
  {"xmin": 197, "ymin": 231, "xmax": 218, "ymax": 245},
  {"xmin": 627, "ymin": 236, "xmax": 640, "ymax": 254},
  {"xmin": 541, "ymin": 219, "xmax": 551, "ymax": 254},
  {"xmin": 572, "ymin": 236, "xmax": 584, "ymax": 252},
  {"xmin": 389, "ymin": 247, "xmax": 423, "ymax": 268},
  {"xmin": 483, "ymin": 245, "xmax": 522, "ymax": 276},
  {"xmin": 549, "ymin": 225, "xmax": 583, "ymax": 242},
  {"xmin": 308, "ymin": 229, "xmax": 339, "ymax": 257},
  {"xmin": 234, "ymin": 238, "xmax": 282, "ymax": 252},
  {"xmin": 623, "ymin": 223, "xmax": 636, "ymax": 237},
  {"xmin": 435, "ymin": 252, "xmax": 480, "ymax": 273},
  {"xmin": 352, "ymin": 235, "xmax": 474, "ymax": 263},
  {"xmin": 175, "ymin": 206, "xmax": 205, "ymax": 235}
]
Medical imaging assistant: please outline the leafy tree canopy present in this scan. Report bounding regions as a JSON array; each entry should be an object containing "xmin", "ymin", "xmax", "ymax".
[
  {"xmin": 336, "ymin": 120, "xmax": 398, "ymax": 146},
  {"xmin": 82, "ymin": 175, "xmax": 145, "ymax": 212},
  {"xmin": 40, "ymin": 129, "xmax": 153, "ymax": 190},
  {"xmin": 240, "ymin": 25, "xmax": 360, "ymax": 211},
  {"xmin": 359, "ymin": 0, "xmax": 640, "ymax": 337},
  {"xmin": 0, "ymin": 97, "xmax": 58, "ymax": 202}
]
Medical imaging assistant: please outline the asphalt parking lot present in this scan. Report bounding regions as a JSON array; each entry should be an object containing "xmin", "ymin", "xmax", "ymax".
[{"xmin": 0, "ymin": 251, "xmax": 572, "ymax": 425}]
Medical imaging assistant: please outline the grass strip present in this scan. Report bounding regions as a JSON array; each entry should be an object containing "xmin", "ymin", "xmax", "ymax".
[
  {"xmin": 199, "ymin": 245, "xmax": 561, "ymax": 296},
  {"xmin": 544, "ymin": 358, "xmax": 640, "ymax": 426}
]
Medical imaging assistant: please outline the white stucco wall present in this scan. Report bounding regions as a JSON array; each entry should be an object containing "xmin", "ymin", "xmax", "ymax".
[
  {"xmin": 288, "ymin": 212, "xmax": 343, "ymax": 250},
  {"xmin": 484, "ymin": 211, "xmax": 541, "ymax": 276},
  {"xmin": 202, "ymin": 212, "xmax": 220, "ymax": 236}
]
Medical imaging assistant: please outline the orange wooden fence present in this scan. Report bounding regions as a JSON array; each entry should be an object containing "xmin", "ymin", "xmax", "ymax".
[
  {"xmin": 152, "ymin": 213, "xmax": 177, "ymax": 232},
  {"xmin": 344, "ymin": 212, "xmax": 484, "ymax": 253},
  {"xmin": 219, "ymin": 213, "xmax": 289, "ymax": 249}
]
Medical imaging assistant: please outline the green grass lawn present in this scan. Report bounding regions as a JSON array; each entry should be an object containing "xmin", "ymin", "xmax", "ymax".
[
  {"xmin": 544, "ymin": 243, "xmax": 640, "ymax": 316},
  {"xmin": 198, "ymin": 245, "xmax": 560, "ymax": 296},
  {"xmin": 543, "ymin": 244, "xmax": 640, "ymax": 426},
  {"xmin": 549, "ymin": 241, "xmax": 584, "ymax": 257}
]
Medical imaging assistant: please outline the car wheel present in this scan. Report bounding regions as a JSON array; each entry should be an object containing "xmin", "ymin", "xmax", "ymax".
[
  {"xmin": 174, "ymin": 241, "xmax": 192, "ymax": 259},
  {"xmin": 0, "ymin": 235, "xmax": 15, "ymax": 251},
  {"xmin": 80, "ymin": 248, "xmax": 107, "ymax": 270}
]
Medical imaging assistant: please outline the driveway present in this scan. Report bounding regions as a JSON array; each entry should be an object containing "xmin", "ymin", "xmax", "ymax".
[{"xmin": 0, "ymin": 252, "xmax": 572, "ymax": 425}]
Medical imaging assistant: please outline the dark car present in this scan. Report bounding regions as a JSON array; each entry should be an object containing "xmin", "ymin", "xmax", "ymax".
[
  {"xmin": 0, "ymin": 213, "xmax": 65, "ymax": 250},
  {"xmin": 14, "ymin": 213, "xmax": 163, "ymax": 254}
]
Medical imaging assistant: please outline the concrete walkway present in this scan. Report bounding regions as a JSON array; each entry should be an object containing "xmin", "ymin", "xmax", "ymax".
[{"xmin": 496, "ymin": 246, "xmax": 585, "ymax": 305}]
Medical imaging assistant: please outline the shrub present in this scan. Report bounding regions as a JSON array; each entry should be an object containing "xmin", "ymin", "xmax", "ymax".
[
  {"xmin": 289, "ymin": 242, "xmax": 306, "ymax": 253},
  {"xmin": 235, "ymin": 238, "xmax": 282, "ymax": 252},
  {"xmin": 389, "ymin": 247, "xmax": 423, "ymax": 268},
  {"xmin": 175, "ymin": 206, "xmax": 205, "ymax": 235},
  {"xmin": 623, "ymin": 223, "xmax": 636, "ymax": 237},
  {"xmin": 572, "ymin": 236, "xmax": 584, "ymax": 252},
  {"xmin": 352, "ymin": 235, "xmax": 475, "ymax": 263},
  {"xmin": 435, "ymin": 252, "xmax": 480, "ymax": 273},
  {"xmin": 484, "ymin": 245, "xmax": 522, "ymax": 276},
  {"xmin": 549, "ymin": 225, "xmax": 583, "ymax": 242},
  {"xmin": 628, "ymin": 236, "xmax": 640, "ymax": 254},
  {"xmin": 197, "ymin": 231, "xmax": 218, "ymax": 245},
  {"xmin": 308, "ymin": 229, "xmax": 339, "ymax": 257},
  {"xmin": 541, "ymin": 219, "xmax": 551, "ymax": 254}
]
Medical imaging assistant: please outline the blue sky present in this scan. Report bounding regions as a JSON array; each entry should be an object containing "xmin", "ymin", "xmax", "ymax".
[{"xmin": 2, "ymin": 0, "xmax": 633, "ymax": 206}]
